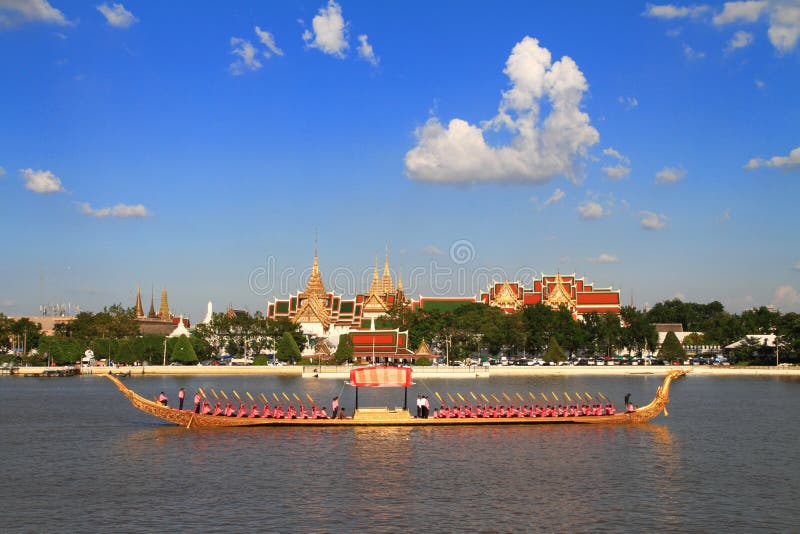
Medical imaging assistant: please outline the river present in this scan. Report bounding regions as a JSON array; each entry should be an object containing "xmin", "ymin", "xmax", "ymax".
[{"xmin": 0, "ymin": 374, "xmax": 797, "ymax": 532}]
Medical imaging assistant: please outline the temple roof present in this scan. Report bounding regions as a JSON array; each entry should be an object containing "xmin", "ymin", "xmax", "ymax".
[
  {"xmin": 299, "ymin": 241, "xmax": 326, "ymax": 299},
  {"xmin": 134, "ymin": 285, "xmax": 144, "ymax": 317},
  {"xmin": 414, "ymin": 338, "xmax": 432, "ymax": 356}
]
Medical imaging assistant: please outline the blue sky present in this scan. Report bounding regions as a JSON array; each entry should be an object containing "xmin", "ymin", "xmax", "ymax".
[{"xmin": 1, "ymin": 0, "xmax": 799, "ymax": 320}]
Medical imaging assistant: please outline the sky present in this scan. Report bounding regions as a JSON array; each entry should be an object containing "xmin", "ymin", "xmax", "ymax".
[{"xmin": 1, "ymin": 0, "xmax": 799, "ymax": 321}]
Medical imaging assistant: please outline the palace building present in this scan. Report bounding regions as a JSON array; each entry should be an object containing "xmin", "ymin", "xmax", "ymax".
[
  {"xmin": 266, "ymin": 243, "xmax": 621, "ymax": 359},
  {"xmin": 133, "ymin": 285, "xmax": 189, "ymax": 335}
]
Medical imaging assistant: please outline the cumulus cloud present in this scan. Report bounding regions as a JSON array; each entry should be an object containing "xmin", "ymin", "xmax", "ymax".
[
  {"xmin": 656, "ymin": 166, "xmax": 687, "ymax": 184},
  {"xmin": 405, "ymin": 37, "xmax": 599, "ymax": 185},
  {"xmin": 683, "ymin": 42, "xmax": 706, "ymax": 59},
  {"xmin": 643, "ymin": 4, "xmax": 709, "ymax": 19},
  {"xmin": 773, "ymin": 285, "xmax": 800, "ymax": 307},
  {"xmin": 590, "ymin": 253, "xmax": 619, "ymax": 263},
  {"xmin": 640, "ymin": 210, "xmax": 668, "ymax": 230},
  {"xmin": 21, "ymin": 168, "xmax": 64, "ymax": 193},
  {"xmin": 744, "ymin": 145, "xmax": 800, "ymax": 170},
  {"xmin": 0, "ymin": 0, "xmax": 68, "ymax": 28},
  {"xmin": 229, "ymin": 37, "xmax": 261, "ymax": 75},
  {"xmin": 726, "ymin": 30, "xmax": 754, "ymax": 51},
  {"xmin": 423, "ymin": 245, "xmax": 443, "ymax": 256},
  {"xmin": 713, "ymin": 1, "xmax": 768, "ymax": 25},
  {"xmin": 544, "ymin": 188, "xmax": 566, "ymax": 206},
  {"xmin": 255, "ymin": 25, "xmax": 283, "ymax": 57},
  {"xmin": 577, "ymin": 200, "xmax": 605, "ymax": 220},
  {"xmin": 357, "ymin": 34, "xmax": 378, "ymax": 65},
  {"xmin": 618, "ymin": 96, "xmax": 639, "ymax": 110},
  {"xmin": 302, "ymin": 0, "xmax": 348, "ymax": 58},
  {"xmin": 79, "ymin": 202, "xmax": 149, "ymax": 218},
  {"xmin": 768, "ymin": 3, "xmax": 800, "ymax": 53},
  {"xmin": 96, "ymin": 3, "xmax": 137, "ymax": 28},
  {"xmin": 601, "ymin": 147, "xmax": 631, "ymax": 180}
]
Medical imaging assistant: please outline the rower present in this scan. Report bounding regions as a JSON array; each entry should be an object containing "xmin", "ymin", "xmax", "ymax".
[
  {"xmin": 237, "ymin": 403, "xmax": 248, "ymax": 417},
  {"xmin": 213, "ymin": 401, "xmax": 222, "ymax": 416},
  {"xmin": 158, "ymin": 392, "xmax": 168, "ymax": 406},
  {"xmin": 201, "ymin": 400, "xmax": 212, "ymax": 415},
  {"xmin": 224, "ymin": 402, "xmax": 234, "ymax": 417},
  {"xmin": 250, "ymin": 404, "xmax": 260, "ymax": 417}
]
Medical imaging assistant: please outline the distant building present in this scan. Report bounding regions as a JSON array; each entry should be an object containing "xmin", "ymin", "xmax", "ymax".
[{"xmin": 133, "ymin": 285, "xmax": 188, "ymax": 336}]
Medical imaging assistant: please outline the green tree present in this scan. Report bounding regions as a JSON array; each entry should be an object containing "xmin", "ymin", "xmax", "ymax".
[
  {"xmin": 543, "ymin": 336, "xmax": 566, "ymax": 363},
  {"xmin": 170, "ymin": 335, "xmax": 199, "ymax": 364},
  {"xmin": 276, "ymin": 331, "xmax": 301, "ymax": 363},
  {"xmin": 658, "ymin": 331, "xmax": 686, "ymax": 362},
  {"xmin": 334, "ymin": 333, "xmax": 353, "ymax": 364},
  {"xmin": 253, "ymin": 354, "xmax": 270, "ymax": 365}
]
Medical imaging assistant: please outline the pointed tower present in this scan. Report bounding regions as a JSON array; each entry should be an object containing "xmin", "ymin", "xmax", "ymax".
[
  {"xmin": 159, "ymin": 287, "xmax": 171, "ymax": 320},
  {"xmin": 396, "ymin": 271, "xmax": 405, "ymax": 304},
  {"xmin": 363, "ymin": 256, "xmax": 388, "ymax": 314},
  {"xmin": 369, "ymin": 256, "xmax": 382, "ymax": 295},
  {"xmin": 147, "ymin": 286, "xmax": 157, "ymax": 318},
  {"xmin": 299, "ymin": 233, "xmax": 326, "ymax": 299},
  {"xmin": 382, "ymin": 242, "xmax": 395, "ymax": 295},
  {"xmin": 134, "ymin": 284, "xmax": 144, "ymax": 317}
]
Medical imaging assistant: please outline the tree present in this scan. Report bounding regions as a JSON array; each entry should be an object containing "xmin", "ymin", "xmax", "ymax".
[
  {"xmin": 658, "ymin": 331, "xmax": 686, "ymax": 362},
  {"xmin": 170, "ymin": 335, "xmax": 199, "ymax": 364},
  {"xmin": 276, "ymin": 331, "xmax": 301, "ymax": 363},
  {"xmin": 543, "ymin": 336, "xmax": 566, "ymax": 363},
  {"xmin": 334, "ymin": 333, "xmax": 353, "ymax": 364}
]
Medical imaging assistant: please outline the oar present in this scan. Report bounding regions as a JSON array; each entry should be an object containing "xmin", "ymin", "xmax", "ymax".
[
  {"xmin": 469, "ymin": 392, "xmax": 478, "ymax": 401},
  {"xmin": 598, "ymin": 392, "xmax": 610, "ymax": 403},
  {"xmin": 480, "ymin": 393, "xmax": 490, "ymax": 404},
  {"xmin": 246, "ymin": 392, "xmax": 255, "ymax": 402},
  {"xmin": 259, "ymin": 393, "xmax": 268, "ymax": 404},
  {"xmin": 219, "ymin": 390, "xmax": 229, "ymax": 400},
  {"xmin": 564, "ymin": 392, "xmax": 572, "ymax": 404},
  {"xmin": 282, "ymin": 392, "xmax": 291, "ymax": 403},
  {"xmin": 574, "ymin": 392, "xmax": 584, "ymax": 403},
  {"xmin": 540, "ymin": 392, "xmax": 549, "ymax": 403},
  {"xmin": 435, "ymin": 391, "xmax": 446, "ymax": 407},
  {"xmin": 528, "ymin": 391, "xmax": 537, "ymax": 403},
  {"xmin": 232, "ymin": 390, "xmax": 242, "ymax": 402},
  {"xmin": 210, "ymin": 388, "xmax": 219, "ymax": 400},
  {"xmin": 551, "ymin": 391, "xmax": 560, "ymax": 403},
  {"xmin": 516, "ymin": 392, "xmax": 525, "ymax": 403},
  {"xmin": 490, "ymin": 393, "xmax": 501, "ymax": 404},
  {"xmin": 272, "ymin": 392, "xmax": 280, "ymax": 403},
  {"xmin": 584, "ymin": 391, "xmax": 594, "ymax": 402},
  {"xmin": 293, "ymin": 393, "xmax": 302, "ymax": 403},
  {"xmin": 502, "ymin": 392, "xmax": 512, "ymax": 403},
  {"xmin": 306, "ymin": 393, "xmax": 315, "ymax": 405},
  {"xmin": 447, "ymin": 393, "xmax": 457, "ymax": 405}
]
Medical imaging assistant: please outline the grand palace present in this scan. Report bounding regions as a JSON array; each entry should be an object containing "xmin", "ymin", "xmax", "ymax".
[{"xmin": 266, "ymin": 245, "xmax": 620, "ymax": 363}]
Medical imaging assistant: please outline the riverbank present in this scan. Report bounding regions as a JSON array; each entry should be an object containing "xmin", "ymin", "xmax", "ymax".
[{"xmin": 6, "ymin": 364, "xmax": 800, "ymax": 378}]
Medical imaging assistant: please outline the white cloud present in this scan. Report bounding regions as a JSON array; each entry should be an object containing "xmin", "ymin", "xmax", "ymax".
[
  {"xmin": 601, "ymin": 147, "xmax": 631, "ymax": 179},
  {"xmin": 80, "ymin": 202, "xmax": 149, "ymax": 218},
  {"xmin": 357, "ymin": 34, "xmax": 378, "ymax": 66},
  {"xmin": 406, "ymin": 37, "xmax": 599, "ymax": 184},
  {"xmin": 21, "ymin": 168, "xmax": 64, "ymax": 193},
  {"xmin": 544, "ymin": 188, "xmax": 566, "ymax": 207},
  {"xmin": 577, "ymin": 200, "xmax": 605, "ymax": 220},
  {"xmin": 591, "ymin": 253, "xmax": 619, "ymax": 263},
  {"xmin": 713, "ymin": 1, "xmax": 768, "ymax": 25},
  {"xmin": 302, "ymin": 0, "xmax": 349, "ymax": 58},
  {"xmin": 768, "ymin": 3, "xmax": 800, "ymax": 53},
  {"xmin": 96, "ymin": 3, "xmax": 137, "ymax": 28},
  {"xmin": 744, "ymin": 145, "xmax": 800, "ymax": 170},
  {"xmin": 773, "ymin": 285, "xmax": 800, "ymax": 306},
  {"xmin": 640, "ymin": 210, "xmax": 668, "ymax": 230},
  {"xmin": 229, "ymin": 37, "xmax": 261, "ymax": 75},
  {"xmin": 0, "ymin": 0, "xmax": 68, "ymax": 28},
  {"xmin": 423, "ymin": 245, "xmax": 443, "ymax": 256},
  {"xmin": 755, "ymin": 79, "xmax": 765, "ymax": 88},
  {"xmin": 726, "ymin": 30, "xmax": 754, "ymax": 51},
  {"xmin": 656, "ymin": 166, "xmax": 687, "ymax": 184},
  {"xmin": 255, "ymin": 25, "xmax": 283, "ymax": 58},
  {"xmin": 683, "ymin": 42, "xmax": 706, "ymax": 59},
  {"xmin": 618, "ymin": 96, "xmax": 639, "ymax": 110},
  {"xmin": 643, "ymin": 4, "xmax": 709, "ymax": 19}
]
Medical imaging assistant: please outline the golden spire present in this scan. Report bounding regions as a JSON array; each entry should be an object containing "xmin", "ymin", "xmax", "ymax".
[
  {"xmin": 147, "ymin": 285, "xmax": 156, "ymax": 318},
  {"xmin": 369, "ymin": 255, "xmax": 382, "ymax": 295},
  {"xmin": 159, "ymin": 287, "xmax": 171, "ymax": 320},
  {"xmin": 382, "ymin": 242, "xmax": 395, "ymax": 294},
  {"xmin": 134, "ymin": 284, "xmax": 144, "ymax": 317},
  {"xmin": 397, "ymin": 271, "xmax": 404, "ymax": 292},
  {"xmin": 300, "ymin": 233, "xmax": 326, "ymax": 298}
]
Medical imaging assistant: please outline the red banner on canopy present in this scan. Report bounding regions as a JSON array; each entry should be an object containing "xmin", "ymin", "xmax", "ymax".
[{"xmin": 349, "ymin": 366, "xmax": 413, "ymax": 388}]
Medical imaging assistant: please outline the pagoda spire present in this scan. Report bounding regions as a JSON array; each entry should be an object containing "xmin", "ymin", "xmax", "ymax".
[
  {"xmin": 382, "ymin": 242, "xmax": 395, "ymax": 294},
  {"xmin": 159, "ymin": 287, "xmax": 171, "ymax": 320},
  {"xmin": 134, "ymin": 284, "xmax": 144, "ymax": 317},
  {"xmin": 148, "ymin": 285, "xmax": 156, "ymax": 318},
  {"xmin": 369, "ymin": 255, "xmax": 382, "ymax": 295},
  {"xmin": 300, "ymin": 232, "xmax": 326, "ymax": 298}
]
